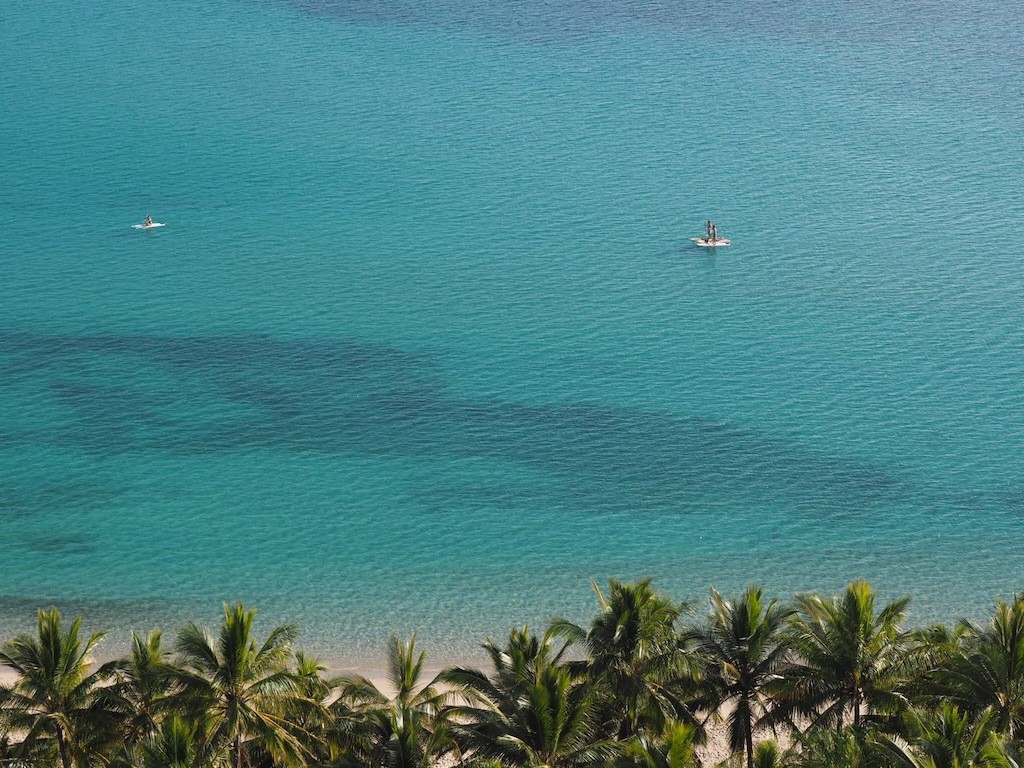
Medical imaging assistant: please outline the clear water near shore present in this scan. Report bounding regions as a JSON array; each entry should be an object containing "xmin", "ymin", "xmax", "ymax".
[{"xmin": 1, "ymin": 0, "xmax": 1024, "ymax": 663}]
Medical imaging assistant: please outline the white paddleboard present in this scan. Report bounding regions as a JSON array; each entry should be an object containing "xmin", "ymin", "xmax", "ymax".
[
  {"xmin": 132, "ymin": 222, "xmax": 166, "ymax": 230},
  {"xmin": 691, "ymin": 237, "xmax": 730, "ymax": 247}
]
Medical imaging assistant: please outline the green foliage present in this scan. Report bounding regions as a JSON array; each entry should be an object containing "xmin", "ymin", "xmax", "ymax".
[
  {"xmin": 696, "ymin": 586, "xmax": 795, "ymax": 768},
  {"xmin": 883, "ymin": 704, "xmax": 1015, "ymax": 768},
  {"xmin": 751, "ymin": 740, "xmax": 785, "ymax": 768},
  {"xmin": 939, "ymin": 597, "xmax": 1024, "ymax": 738},
  {"xmin": 101, "ymin": 629, "xmax": 181, "ymax": 763},
  {"xmin": 619, "ymin": 723, "xmax": 699, "ymax": 768},
  {"xmin": 551, "ymin": 579, "xmax": 698, "ymax": 740},
  {"xmin": 332, "ymin": 635, "xmax": 452, "ymax": 768},
  {"xmin": 136, "ymin": 715, "xmax": 216, "ymax": 768},
  {"xmin": 789, "ymin": 727, "xmax": 879, "ymax": 768},
  {"xmin": 3, "ymin": 581, "xmax": 1024, "ymax": 768},
  {"xmin": 774, "ymin": 581, "xmax": 912, "ymax": 729},
  {"xmin": 0, "ymin": 607, "xmax": 116, "ymax": 768},
  {"xmin": 444, "ymin": 627, "xmax": 620, "ymax": 768},
  {"xmin": 172, "ymin": 603, "xmax": 313, "ymax": 767}
]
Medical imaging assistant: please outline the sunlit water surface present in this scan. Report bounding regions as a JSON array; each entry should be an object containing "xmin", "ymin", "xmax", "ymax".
[{"xmin": 1, "ymin": 0, "xmax": 1023, "ymax": 663}]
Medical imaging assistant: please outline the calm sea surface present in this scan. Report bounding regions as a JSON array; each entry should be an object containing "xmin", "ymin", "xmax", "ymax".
[{"xmin": 2, "ymin": 0, "xmax": 1023, "ymax": 663}]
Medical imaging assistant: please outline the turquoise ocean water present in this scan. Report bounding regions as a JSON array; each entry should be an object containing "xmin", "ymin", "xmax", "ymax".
[{"xmin": 2, "ymin": 0, "xmax": 1024, "ymax": 663}]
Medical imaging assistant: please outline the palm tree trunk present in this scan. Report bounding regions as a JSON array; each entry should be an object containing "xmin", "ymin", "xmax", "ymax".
[
  {"xmin": 617, "ymin": 704, "xmax": 635, "ymax": 741},
  {"xmin": 55, "ymin": 728, "xmax": 73, "ymax": 768},
  {"xmin": 744, "ymin": 715, "xmax": 754, "ymax": 768}
]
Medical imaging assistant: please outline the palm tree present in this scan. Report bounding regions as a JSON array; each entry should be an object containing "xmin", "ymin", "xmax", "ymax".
[
  {"xmin": 285, "ymin": 651, "xmax": 337, "ymax": 765},
  {"xmin": 751, "ymin": 740, "xmax": 786, "ymax": 768},
  {"xmin": 695, "ymin": 586, "xmax": 795, "ymax": 768},
  {"xmin": 332, "ymin": 635, "xmax": 452, "ymax": 768},
  {"xmin": 789, "ymin": 727, "xmax": 873, "ymax": 768},
  {"xmin": 172, "ymin": 603, "xmax": 313, "ymax": 768},
  {"xmin": 936, "ymin": 596, "xmax": 1024, "ymax": 738},
  {"xmin": 136, "ymin": 715, "xmax": 221, "ymax": 768},
  {"xmin": 444, "ymin": 626, "xmax": 569, "ymax": 703},
  {"xmin": 102, "ymin": 630, "xmax": 179, "ymax": 753},
  {"xmin": 775, "ymin": 581, "xmax": 911, "ymax": 729},
  {"xmin": 551, "ymin": 579, "xmax": 697, "ymax": 740},
  {"xmin": 452, "ymin": 662, "xmax": 616, "ymax": 768},
  {"xmin": 0, "ymin": 607, "xmax": 116, "ymax": 768},
  {"xmin": 619, "ymin": 723, "xmax": 698, "ymax": 768},
  {"xmin": 444, "ymin": 627, "xmax": 619, "ymax": 768},
  {"xmin": 882, "ymin": 704, "xmax": 1014, "ymax": 768},
  {"xmin": 902, "ymin": 624, "xmax": 967, "ymax": 710},
  {"xmin": 293, "ymin": 651, "xmax": 334, "ymax": 706}
]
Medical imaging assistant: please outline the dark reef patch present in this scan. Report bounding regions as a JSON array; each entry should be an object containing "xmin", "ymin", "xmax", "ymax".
[
  {"xmin": 273, "ymin": 0, "xmax": 1016, "ymax": 51},
  {"xmin": 0, "ymin": 330, "xmax": 913, "ymax": 517},
  {"xmin": 20, "ymin": 534, "xmax": 97, "ymax": 555}
]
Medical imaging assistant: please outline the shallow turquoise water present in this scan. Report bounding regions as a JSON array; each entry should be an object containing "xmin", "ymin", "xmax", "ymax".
[{"xmin": 2, "ymin": 0, "xmax": 1024, "ymax": 662}]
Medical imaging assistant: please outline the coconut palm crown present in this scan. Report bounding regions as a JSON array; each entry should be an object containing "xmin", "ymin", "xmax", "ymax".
[
  {"xmin": 695, "ymin": 586, "xmax": 795, "ymax": 768},
  {"xmin": 444, "ymin": 627, "xmax": 619, "ymax": 768},
  {"xmin": 172, "ymin": 602, "xmax": 311, "ymax": 768},
  {"xmin": 0, "ymin": 607, "xmax": 116, "ymax": 768},
  {"xmin": 937, "ymin": 596, "xmax": 1024, "ymax": 738},
  {"xmin": 551, "ymin": 579, "xmax": 697, "ymax": 740},
  {"xmin": 333, "ymin": 634, "xmax": 452, "ymax": 768},
  {"xmin": 774, "ymin": 580, "xmax": 911, "ymax": 729}
]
